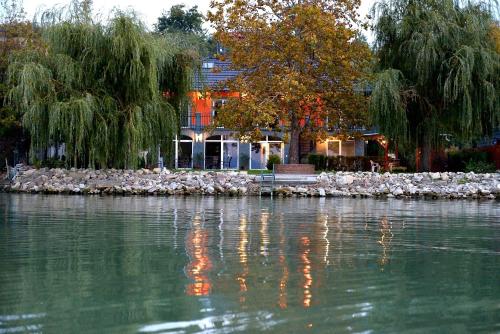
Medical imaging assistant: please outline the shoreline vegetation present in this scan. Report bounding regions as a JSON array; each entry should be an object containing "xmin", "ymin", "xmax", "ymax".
[{"xmin": 2, "ymin": 167, "xmax": 499, "ymax": 200}]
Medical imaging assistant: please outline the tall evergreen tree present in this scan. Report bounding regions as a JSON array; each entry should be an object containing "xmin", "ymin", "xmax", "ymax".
[{"xmin": 370, "ymin": 0, "xmax": 500, "ymax": 170}]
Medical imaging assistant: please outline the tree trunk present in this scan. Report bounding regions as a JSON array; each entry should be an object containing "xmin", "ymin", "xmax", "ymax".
[
  {"xmin": 415, "ymin": 135, "xmax": 432, "ymax": 172},
  {"xmin": 288, "ymin": 115, "xmax": 300, "ymax": 164},
  {"xmin": 421, "ymin": 140, "xmax": 432, "ymax": 172}
]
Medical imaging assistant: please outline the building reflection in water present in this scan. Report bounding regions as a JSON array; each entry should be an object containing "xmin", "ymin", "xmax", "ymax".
[
  {"xmin": 218, "ymin": 209, "xmax": 224, "ymax": 262},
  {"xmin": 237, "ymin": 214, "xmax": 249, "ymax": 305},
  {"xmin": 378, "ymin": 217, "xmax": 393, "ymax": 268},
  {"xmin": 300, "ymin": 236, "xmax": 313, "ymax": 308},
  {"xmin": 185, "ymin": 213, "xmax": 213, "ymax": 296},
  {"xmin": 278, "ymin": 213, "xmax": 289, "ymax": 309},
  {"xmin": 319, "ymin": 213, "xmax": 330, "ymax": 267},
  {"xmin": 260, "ymin": 210, "xmax": 270, "ymax": 258}
]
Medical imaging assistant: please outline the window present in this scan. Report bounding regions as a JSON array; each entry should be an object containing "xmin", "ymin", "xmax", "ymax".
[
  {"xmin": 342, "ymin": 140, "xmax": 356, "ymax": 157},
  {"xmin": 250, "ymin": 136, "xmax": 284, "ymax": 169},
  {"xmin": 202, "ymin": 62, "xmax": 214, "ymax": 69},
  {"xmin": 327, "ymin": 140, "xmax": 340, "ymax": 156},
  {"xmin": 174, "ymin": 135, "xmax": 193, "ymax": 169}
]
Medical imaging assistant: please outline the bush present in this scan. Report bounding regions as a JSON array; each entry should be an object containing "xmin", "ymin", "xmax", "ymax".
[
  {"xmin": 464, "ymin": 160, "xmax": 496, "ymax": 173},
  {"xmin": 391, "ymin": 166, "xmax": 408, "ymax": 173},
  {"xmin": 448, "ymin": 150, "xmax": 491, "ymax": 172},
  {"xmin": 266, "ymin": 154, "xmax": 281, "ymax": 170},
  {"xmin": 308, "ymin": 154, "xmax": 369, "ymax": 171},
  {"xmin": 308, "ymin": 154, "xmax": 321, "ymax": 169},
  {"xmin": 193, "ymin": 153, "xmax": 204, "ymax": 169},
  {"xmin": 32, "ymin": 158, "xmax": 66, "ymax": 169}
]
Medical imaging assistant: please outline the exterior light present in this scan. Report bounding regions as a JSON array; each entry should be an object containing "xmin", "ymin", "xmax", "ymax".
[{"xmin": 195, "ymin": 133, "xmax": 203, "ymax": 142}]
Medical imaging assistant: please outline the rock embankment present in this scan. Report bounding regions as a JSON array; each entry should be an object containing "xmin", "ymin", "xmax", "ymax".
[{"xmin": 2, "ymin": 167, "xmax": 499, "ymax": 199}]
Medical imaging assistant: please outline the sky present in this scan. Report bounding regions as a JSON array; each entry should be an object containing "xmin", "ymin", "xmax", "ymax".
[{"xmin": 22, "ymin": 0, "xmax": 378, "ymax": 33}]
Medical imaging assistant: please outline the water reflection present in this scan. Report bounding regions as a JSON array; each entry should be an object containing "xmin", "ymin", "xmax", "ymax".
[
  {"xmin": 377, "ymin": 217, "xmax": 394, "ymax": 268},
  {"xmin": 237, "ymin": 214, "xmax": 249, "ymax": 305},
  {"xmin": 299, "ymin": 236, "xmax": 313, "ymax": 308},
  {"xmin": 278, "ymin": 213, "xmax": 288, "ymax": 310},
  {"xmin": 1, "ymin": 195, "xmax": 499, "ymax": 333},
  {"xmin": 185, "ymin": 213, "xmax": 212, "ymax": 296}
]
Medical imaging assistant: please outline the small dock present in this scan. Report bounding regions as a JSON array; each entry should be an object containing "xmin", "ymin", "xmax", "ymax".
[{"xmin": 258, "ymin": 164, "xmax": 317, "ymax": 196}]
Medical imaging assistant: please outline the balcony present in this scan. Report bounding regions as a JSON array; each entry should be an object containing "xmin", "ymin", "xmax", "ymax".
[
  {"xmin": 180, "ymin": 113, "xmax": 220, "ymax": 130},
  {"xmin": 180, "ymin": 112, "xmax": 370, "ymax": 134}
]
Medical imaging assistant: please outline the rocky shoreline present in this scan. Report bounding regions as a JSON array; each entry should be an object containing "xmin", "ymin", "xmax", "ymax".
[{"xmin": 1, "ymin": 167, "xmax": 499, "ymax": 199}]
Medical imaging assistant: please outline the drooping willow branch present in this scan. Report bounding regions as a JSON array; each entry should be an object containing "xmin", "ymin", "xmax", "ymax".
[{"xmin": 7, "ymin": 3, "xmax": 195, "ymax": 169}]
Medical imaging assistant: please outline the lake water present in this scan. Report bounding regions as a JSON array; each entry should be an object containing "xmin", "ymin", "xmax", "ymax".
[{"xmin": 0, "ymin": 194, "xmax": 499, "ymax": 333}]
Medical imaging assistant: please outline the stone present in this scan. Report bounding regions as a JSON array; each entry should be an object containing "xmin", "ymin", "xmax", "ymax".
[
  {"xmin": 430, "ymin": 172, "xmax": 441, "ymax": 180},
  {"xmin": 392, "ymin": 187, "xmax": 404, "ymax": 196},
  {"xmin": 338, "ymin": 175, "xmax": 355, "ymax": 186},
  {"xmin": 6, "ymin": 168, "xmax": 500, "ymax": 200},
  {"xmin": 153, "ymin": 168, "xmax": 162, "ymax": 174}
]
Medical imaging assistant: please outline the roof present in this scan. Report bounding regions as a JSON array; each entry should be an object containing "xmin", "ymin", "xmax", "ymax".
[{"xmin": 193, "ymin": 58, "xmax": 240, "ymax": 91}]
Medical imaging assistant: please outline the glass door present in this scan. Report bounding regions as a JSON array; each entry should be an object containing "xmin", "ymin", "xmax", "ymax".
[
  {"xmin": 250, "ymin": 143, "xmax": 266, "ymax": 169},
  {"xmin": 222, "ymin": 141, "xmax": 238, "ymax": 169},
  {"xmin": 205, "ymin": 141, "xmax": 221, "ymax": 169}
]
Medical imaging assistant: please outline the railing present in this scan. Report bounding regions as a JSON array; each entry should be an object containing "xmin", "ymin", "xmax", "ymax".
[
  {"xmin": 180, "ymin": 112, "xmax": 372, "ymax": 134},
  {"xmin": 180, "ymin": 113, "xmax": 220, "ymax": 129}
]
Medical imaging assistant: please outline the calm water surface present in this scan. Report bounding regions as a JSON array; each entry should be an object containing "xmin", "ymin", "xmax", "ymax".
[{"xmin": 0, "ymin": 194, "xmax": 499, "ymax": 333}]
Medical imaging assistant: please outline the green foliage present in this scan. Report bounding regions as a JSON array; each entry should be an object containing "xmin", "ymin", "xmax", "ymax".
[
  {"xmin": 209, "ymin": 0, "xmax": 372, "ymax": 164},
  {"xmin": 7, "ymin": 3, "xmax": 195, "ymax": 169},
  {"xmin": 370, "ymin": 0, "xmax": 500, "ymax": 157},
  {"xmin": 465, "ymin": 160, "xmax": 496, "ymax": 173},
  {"xmin": 390, "ymin": 166, "xmax": 408, "ymax": 173},
  {"xmin": 447, "ymin": 149, "xmax": 494, "ymax": 172},
  {"xmin": 247, "ymin": 169, "xmax": 272, "ymax": 175},
  {"xmin": 193, "ymin": 152, "xmax": 204, "ymax": 169},
  {"xmin": 37, "ymin": 157, "xmax": 67, "ymax": 169},
  {"xmin": 308, "ymin": 153, "xmax": 369, "ymax": 171},
  {"xmin": 308, "ymin": 154, "xmax": 327, "ymax": 170},
  {"xmin": 155, "ymin": 5, "xmax": 204, "ymax": 35},
  {"xmin": 1, "ymin": 1, "xmax": 42, "ymax": 167},
  {"xmin": 156, "ymin": 6, "xmax": 216, "ymax": 58},
  {"xmin": 266, "ymin": 154, "xmax": 281, "ymax": 170},
  {"xmin": 239, "ymin": 153, "xmax": 249, "ymax": 170}
]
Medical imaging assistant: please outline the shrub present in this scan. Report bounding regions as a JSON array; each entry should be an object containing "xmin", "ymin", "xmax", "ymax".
[
  {"xmin": 266, "ymin": 154, "xmax": 281, "ymax": 170},
  {"xmin": 309, "ymin": 154, "xmax": 370, "ymax": 171},
  {"xmin": 193, "ymin": 153, "xmax": 204, "ymax": 169},
  {"xmin": 447, "ymin": 150, "xmax": 490, "ymax": 172},
  {"xmin": 464, "ymin": 160, "xmax": 496, "ymax": 173},
  {"xmin": 239, "ymin": 153, "xmax": 249, "ymax": 170},
  {"xmin": 391, "ymin": 166, "xmax": 408, "ymax": 173}
]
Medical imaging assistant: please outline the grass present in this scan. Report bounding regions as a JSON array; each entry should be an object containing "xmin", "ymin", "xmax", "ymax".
[
  {"xmin": 246, "ymin": 169, "xmax": 273, "ymax": 175},
  {"xmin": 171, "ymin": 169, "xmax": 272, "ymax": 174}
]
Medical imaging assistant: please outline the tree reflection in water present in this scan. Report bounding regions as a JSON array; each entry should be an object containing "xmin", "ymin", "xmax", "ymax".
[
  {"xmin": 1, "ymin": 195, "xmax": 498, "ymax": 333},
  {"xmin": 278, "ymin": 212, "xmax": 289, "ymax": 309},
  {"xmin": 378, "ymin": 217, "xmax": 393, "ymax": 268}
]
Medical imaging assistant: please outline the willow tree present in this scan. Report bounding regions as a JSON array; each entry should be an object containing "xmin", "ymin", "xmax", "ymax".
[
  {"xmin": 7, "ymin": 1, "xmax": 194, "ymax": 168},
  {"xmin": 209, "ymin": 0, "xmax": 371, "ymax": 164},
  {"xmin": 370, "ymin": 0, "xmax": 500, "ymax": 171}
]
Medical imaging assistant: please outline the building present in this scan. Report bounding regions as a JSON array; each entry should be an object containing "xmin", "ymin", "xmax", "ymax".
[{"xmin": 174, "ymin": 57, "xmax": 378, "ymax": 170}]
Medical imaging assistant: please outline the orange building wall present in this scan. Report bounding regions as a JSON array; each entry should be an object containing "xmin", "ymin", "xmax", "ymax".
[{"xmin": 187, "ymin": 91, "xmax": 240, "ymax": 126}]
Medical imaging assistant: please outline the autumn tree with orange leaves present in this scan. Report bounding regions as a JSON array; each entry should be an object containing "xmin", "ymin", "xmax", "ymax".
[{"xmin": 208, "ymin": 0, "xmax": 371, "ymax": 163}]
